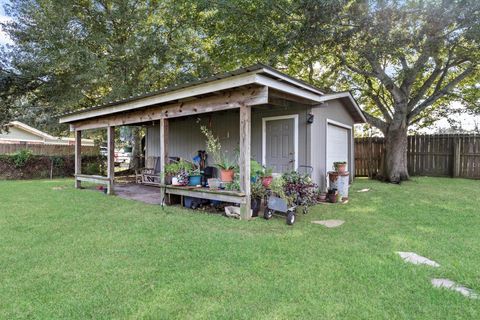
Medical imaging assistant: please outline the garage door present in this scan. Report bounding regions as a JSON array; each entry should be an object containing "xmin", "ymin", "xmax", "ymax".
[{"xmin": 327, "ymin": 124, "xmax": 349, "ymax": 172}]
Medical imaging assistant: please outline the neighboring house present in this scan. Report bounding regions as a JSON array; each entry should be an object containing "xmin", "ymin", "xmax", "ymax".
[
  {"xmin": 59, "ymin": 64, "xmax": 366, "ymax": 218},
  {"xmin": 0, "ymin": 121, "xmax": 94, "ymax": 146}
]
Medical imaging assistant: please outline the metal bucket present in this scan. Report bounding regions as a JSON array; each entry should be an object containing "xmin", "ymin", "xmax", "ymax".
[{"xmin": 328, "ymin": 171, "xmax": 350, "ymax": 199}]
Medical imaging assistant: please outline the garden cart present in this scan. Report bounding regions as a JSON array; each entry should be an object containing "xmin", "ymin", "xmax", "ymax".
[{"xmin": 263, "ymin": 166, "xmax": 314, "ymax": 225}]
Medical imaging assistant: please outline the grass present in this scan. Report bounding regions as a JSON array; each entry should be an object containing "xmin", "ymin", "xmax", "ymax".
[{"xmin": 0, "ymin": 177, "xmax": 479, "ymax": 319}]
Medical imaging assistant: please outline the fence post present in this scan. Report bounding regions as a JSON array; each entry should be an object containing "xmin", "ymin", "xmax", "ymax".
[{"xmin": 453, "ymin": 138, "xmax": 461, "ymax": 178}]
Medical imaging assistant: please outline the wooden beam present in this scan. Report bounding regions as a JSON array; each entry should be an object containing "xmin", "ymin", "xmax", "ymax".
[
  {"xmin": 74, "ymin": 130, "xmax": 82, "ymax": 188},
  {"xmin": 75, "ymin": 174, "xmax": 110, "ymax": 185},
  {"xmin": 60, "ymin": 72, "xmax": 260, "ymax": 123},
  {"xmin": 159, "ymin": 118, "xmax": 168, "ymax": 206},
  {"xmin": 70, "ymin": 86, "xmax": 268, "ymax": 131},
  {"xmin": 239, "ymin": 104, "xmax": 252, "ymax": 220},
  {"xmin": 107, "ymin": 126, "xmax": 115, "ymax": 195}
]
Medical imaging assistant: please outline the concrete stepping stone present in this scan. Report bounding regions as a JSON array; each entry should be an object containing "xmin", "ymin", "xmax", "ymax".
[
  {"xmin": 431, "ymin": 278, "xmax": 479, "ymax": 299},
  {"xmin": 396, "ymin": 252, "xmax": 440, "ymax": 267},
  {"xmin": 311, "ymin": 219, "xmax": 345, "ymax": 228},
  {"xmin": 357, "ymin": 188, "xmax": 370, "ymax": 193}
]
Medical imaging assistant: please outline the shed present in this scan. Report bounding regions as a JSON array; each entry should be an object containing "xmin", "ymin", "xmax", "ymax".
[{"xmin": 59, "ymin": 64, "xmax": 365, "ymax": 219}]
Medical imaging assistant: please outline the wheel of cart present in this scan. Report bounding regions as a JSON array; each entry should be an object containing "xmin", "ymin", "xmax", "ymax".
[{"xmin": 264, "ymin": 193, "xmax": 298, "ymax": 225}]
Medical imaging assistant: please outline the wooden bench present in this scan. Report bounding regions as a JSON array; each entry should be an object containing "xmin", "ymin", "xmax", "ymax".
[
  {"xmin": 160, "ymin": 185, "xmax": 246, "ymax": 204},
  {"xmin": 75, "ymin": 174, "xmax": 113, "ymax": 194}
]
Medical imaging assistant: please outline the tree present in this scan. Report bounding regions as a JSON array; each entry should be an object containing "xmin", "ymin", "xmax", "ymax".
[
  {"xmin": 201, "ymin": 0, "xmax": 480, "ymax": 182},
  {"xmin": 1, "ymin": 0, "xmax": 215, "ymax": 168}
]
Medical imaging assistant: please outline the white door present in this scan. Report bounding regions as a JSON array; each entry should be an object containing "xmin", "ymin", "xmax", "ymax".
[{"xmin": 327, "ymin": 124, "xmax": 349, "ymax": 172}]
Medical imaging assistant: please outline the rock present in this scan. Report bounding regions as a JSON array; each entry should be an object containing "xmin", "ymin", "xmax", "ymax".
[
  {"xmin": 396, "ymin": 252, "xmax": 440, "ymax": 267},
  {"xmin": 311, "ymin": 219, "xmax": 345, "ymax": 228},
  {"xmin": 431, "ymin": 278, "xmax": 479, "ymax": 299}
]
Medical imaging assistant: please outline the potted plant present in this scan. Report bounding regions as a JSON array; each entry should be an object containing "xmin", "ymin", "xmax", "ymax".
[
  {"xmin": 251, "ymin": 180, "xmax": 267, "ymax": 217},
  {"xmin": 261, "ymin": 167, "xmax": 274, "ymax": 188},
  {"xmin": 217, "ymin": 156, "xmax": 236, "ymax": 182},
  {"xmin": 250, "ymin": 159, "xmax": 263, "ymax": 182},
  {"xmin": 200, "ymin": 125, "xmax": 238, "ymax": 183},
  {"xmin": 333, "ymin": 161, "xmax": 347, "ymax": 173},
  {"xmin": 167, "ymin": 160, "xmax": 191, "ymax": 186},
  {"xmin": 188, "ymin": 167, "xmax": 202, "ymax": 186},
  {"xmin": 163, "ymin": 162, "xmax": 179, "ymax": 185}
]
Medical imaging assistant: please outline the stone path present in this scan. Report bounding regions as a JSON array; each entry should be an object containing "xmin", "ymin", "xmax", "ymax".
[
  {"xmin": 311, "ymin": 219, "xmax": 345, "ymax": 228},
  {"xmin": 396, "ymin": 252, "xmax": 440, "ymax": 267},
  {"xmin": 431, "ymin": 278, "xmax": 479, "ymax": 299}
]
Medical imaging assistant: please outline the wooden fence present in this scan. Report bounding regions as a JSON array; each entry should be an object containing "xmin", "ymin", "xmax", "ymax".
[
  {"xmin": 0, "ymin": 143, "xmax": 99, "ymax": 156},
  {"xmin": 355, "ymin": 134, "xmax": 480, "ymax": 179}
]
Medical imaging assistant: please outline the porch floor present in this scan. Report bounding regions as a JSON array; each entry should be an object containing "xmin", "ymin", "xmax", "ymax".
[{"xmin": 114, "ymin": 183, "xmax": 161, "ymax": 205}]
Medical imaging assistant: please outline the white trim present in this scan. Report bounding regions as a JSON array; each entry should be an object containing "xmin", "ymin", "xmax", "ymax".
[
  {"xmin": 255, "ymin": 74, "xmax": 326, "ymax": 103},
  {"xmin": 325, "ymin": 118, "xmax": 352, "ymax": 177},
  {"xmin": 326, "ymin": 119, "xmax": 352, "ymax": 130},
  {"xmin": 259, "ymin": 67, "xmax": 324, "ymax": 95},
  {"xmin": 262, "ymin": 114, "xmax": 299, "ymax": 172}
]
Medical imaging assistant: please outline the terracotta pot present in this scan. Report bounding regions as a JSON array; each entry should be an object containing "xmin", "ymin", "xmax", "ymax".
[
  {"xmin": 328, "ymin": 172, "xmax": 339, "ymax": 183},
  {"xmin": 328, "ymin": 192, "xmax": 338, "ymax": 203},
  {"xmin": 337, "ymin": 163, "xmax": 347, "ymax": 173},
  {"xmin": 220, "ymin": 169, "xmax": 234, "ymax": 182},
  {"xmin": 261, "ymin": 176, "xmax": 273, "ymax": 188}
]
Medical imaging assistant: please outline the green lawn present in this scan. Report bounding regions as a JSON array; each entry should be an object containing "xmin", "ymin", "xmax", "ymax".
[{"xmin": 0, "ymin": 177, "xmax": 479, "ymax": 319}]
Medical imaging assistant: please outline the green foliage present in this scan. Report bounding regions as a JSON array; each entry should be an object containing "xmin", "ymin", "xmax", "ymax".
[
  {"xmin": 224, "ymin": 173, "xmax": 240, "ymax": 191},
  {"xmin": 251, "ymin": 179, "xmax": 267, "ymax": 199},
  {"xmin": 262, "ymin": 167, "xmax": 273, "ymax": 177},
  {"xmin": 1, "ymin": 0, "xmax": 217, "ymax": 132},
  {"xmin": 164, "ymin": 162, "xmax": 181, "ymax": 176},
  {"xmin": 10, "ymin": 149, "xmax": 33, "ymax": 168},
  {"xmin": 200, "ymin": 125, "xmax": 236, "ymax": 170},
  {"xmin": 84, "ymin": 162, "xmax": 101, "ymax": 176},
  {"xmin": 250, "ymin": 159, "xmax": 263, "ymax": 178}
]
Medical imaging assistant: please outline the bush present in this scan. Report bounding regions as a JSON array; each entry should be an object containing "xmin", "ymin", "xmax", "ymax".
[
  {"xmin": 11, "ymin": 149, "xmax": 33, "ymax": 168},
  {"xmin": 84, "ymin": 162, "xmax": 102, "ymax": 175}
]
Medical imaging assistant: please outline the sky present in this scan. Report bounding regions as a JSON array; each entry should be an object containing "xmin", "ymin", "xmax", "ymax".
[{"xmin": 0, "ymin": 0, "xmax": 13, "ymax": 46}]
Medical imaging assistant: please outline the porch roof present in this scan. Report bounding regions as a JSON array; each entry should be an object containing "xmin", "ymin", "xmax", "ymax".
[{"xmin": 59, "ymin": 64, "xmax": 366, "ymax": 125}]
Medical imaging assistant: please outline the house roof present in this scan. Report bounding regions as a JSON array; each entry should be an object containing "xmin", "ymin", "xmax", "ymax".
[
  {"xmin": 59, "ymin": 64, "xmax": 366, "ymax": 124},
  {"xmin": 3, "ymin": 121, "xmax": 94, "ymax": 144}
]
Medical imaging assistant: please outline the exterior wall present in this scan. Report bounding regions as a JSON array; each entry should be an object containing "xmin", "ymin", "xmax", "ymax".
[
  {"xmin": 0, "ymin": 127, "xmax": 44, "ymax": 143},
  {"xmin": 145, "ymin": 104, "xmax": 312, "ymax": 169},
  {"xmin": 145, "ymin": 99, "xmax": 356, "ymax": 190},
  {"xmin": 310, "ymin": 99, "xmax": 356, "ymax": 191}
]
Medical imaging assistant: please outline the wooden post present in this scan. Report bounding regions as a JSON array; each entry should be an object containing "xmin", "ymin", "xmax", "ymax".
[
  {"xmin": 453, "ymin": 136, "xmax": 461, "ymax": 178},
  {"xmin": 74, "ymin": 130, "xmax": 82, "ymax": 188},
  {"xmin": 107, "ymin": 126, "xmax": 115, "ymax": 195},
  {"xmin": 159, "ymin": 118, "xmax": 169, "ymax": 206},
  {"xmin": 239, "ymin": 104, "xmax": 251, "ymax": 220}
]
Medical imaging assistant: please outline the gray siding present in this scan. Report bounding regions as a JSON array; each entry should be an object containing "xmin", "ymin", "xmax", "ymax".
[
  {"xmin": 146, "ymin": 105, "xmax": 311, "ymax": 170},
  {"xmin": 145, "ymin": 98, "xmax": 355, "ymax": 190},
  {"xmin": 310, "ymin": 99, "xmax": 356, "ymax": 190}
]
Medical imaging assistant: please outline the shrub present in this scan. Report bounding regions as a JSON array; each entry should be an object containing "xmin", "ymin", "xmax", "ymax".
[{"xmin": 11, "ymin": 149, "xmax": 33, "ymax": 168}]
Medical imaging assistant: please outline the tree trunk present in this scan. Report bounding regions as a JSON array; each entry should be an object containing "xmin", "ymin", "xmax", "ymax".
[
  {"xmin": 130, "ymin": 127, "xmax": 143, "ymax": 170},
  {"xmin": 382, "ymin": 121, "xmax": 409, "ymax": 183}
]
